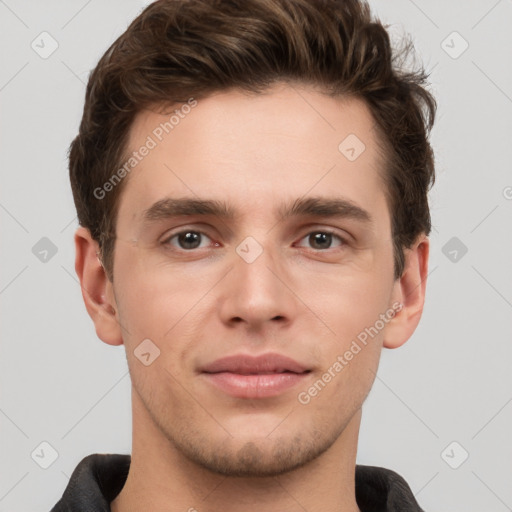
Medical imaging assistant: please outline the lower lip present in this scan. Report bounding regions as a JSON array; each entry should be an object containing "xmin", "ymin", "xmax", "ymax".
[{"xmin": 201, "ymin": 371, "xmax": 310, "ymax": 399}]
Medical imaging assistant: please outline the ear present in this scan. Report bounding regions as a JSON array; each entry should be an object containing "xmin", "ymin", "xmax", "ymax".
[
  {"xmin": 383, "ymin": 234, "xmax": 430, "ymax": 349},
  {"xmin": 74, "ymin": 226, "xmax": 124, "ymax": 346}
]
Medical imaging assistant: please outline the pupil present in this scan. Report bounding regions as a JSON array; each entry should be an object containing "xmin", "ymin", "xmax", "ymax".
[
  {"xmin": 179, "ymin": 232, "xmax": 201, "ymax": 249},
  {"xmin": 311, "ymin": 232, "xmax": 331, "ymax": 249}
]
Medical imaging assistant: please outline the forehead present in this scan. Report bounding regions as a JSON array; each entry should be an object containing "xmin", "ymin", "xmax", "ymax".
[
  {"xmin": 116, "ymin": 83, "xmax": 388, "ymax": 229},
  {"xmin": 128, "ymin": 83, "xmax": 382, "ymax": 158}
]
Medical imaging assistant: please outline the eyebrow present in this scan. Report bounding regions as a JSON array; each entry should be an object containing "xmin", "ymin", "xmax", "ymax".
[{"xmin": 141, "ymin": 196, "xmax": 372, "ymax": 225}]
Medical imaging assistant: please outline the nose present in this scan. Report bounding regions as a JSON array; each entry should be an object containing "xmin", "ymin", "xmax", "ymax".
[{"xmin": 217, "ymin": 238, "xmax": 298, "ymax": 331}]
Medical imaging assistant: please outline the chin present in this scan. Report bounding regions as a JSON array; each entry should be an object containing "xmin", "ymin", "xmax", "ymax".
[{"xmin": 171, "ymin": 425, "xmax": 337, "ymax": 478}]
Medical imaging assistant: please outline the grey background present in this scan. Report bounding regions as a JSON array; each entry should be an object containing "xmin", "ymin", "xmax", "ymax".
[{"xmin": 1, "ymin": 0, "xmax": 511, "ymax": 510}]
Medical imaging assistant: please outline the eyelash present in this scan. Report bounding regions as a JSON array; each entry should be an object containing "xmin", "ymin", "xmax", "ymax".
[{"xmin": 161, "ymin": 228, "xmax": 348, "ymax": 252}]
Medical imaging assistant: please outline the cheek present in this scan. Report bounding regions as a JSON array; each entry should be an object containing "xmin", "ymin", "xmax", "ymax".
[
  {"xmin": 296, "ymin": 342, "xmax": 380, "ymax": 427},
  {"xmin": 113, "ymin": 247, "xmax": 198, "ymax": 337},
  {"xmin": 297, "ymin": 265, "xmax": 392, "ymax": 406},
  {"xmin": 113, "ymin": 254, "xmax": 216, "ymax": 387},
  {"xmin": 300, "ymin": 263, "xmax": 392, "ymax": 336},
  {"xmin": 114, "ymin": 279, "xmax": 170, "ymax": 342}
]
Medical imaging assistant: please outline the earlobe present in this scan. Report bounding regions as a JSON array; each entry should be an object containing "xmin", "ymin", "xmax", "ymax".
[
  {"xmin": 74, "ymin": 226, "xmax": 124, "ymax": 346},
  {"xmin": 383, "ymin": 235, "xmax": 430, "ymax": 349}
]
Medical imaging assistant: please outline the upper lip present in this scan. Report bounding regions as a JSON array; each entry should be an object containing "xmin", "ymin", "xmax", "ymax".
[{"xmin": 201, "ymin": 353, "xmax": 310, "ymax": 374}]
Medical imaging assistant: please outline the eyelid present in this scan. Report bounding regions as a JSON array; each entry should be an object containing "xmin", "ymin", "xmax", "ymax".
[
  {"xmin": 161, "ymin": 226, "xmax": 349, "ymax": 253},
  {"xmin": 160, "ymin": 227, "xmax": 216, "ymax": 247},
  {"xmin": 295, "ymin": 228, "xmax": 349, "ymax": 248}
]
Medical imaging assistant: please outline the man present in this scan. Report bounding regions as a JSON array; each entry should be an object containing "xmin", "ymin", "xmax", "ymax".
[{"xmin": 51, "ymin": 0, "xmax": 436, "ymax": 510}]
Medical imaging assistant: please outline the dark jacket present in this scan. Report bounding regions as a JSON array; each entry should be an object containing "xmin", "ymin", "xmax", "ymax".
[{"xmin": 50, "ymin": 453, "xmax": 425, "ymax": 511}]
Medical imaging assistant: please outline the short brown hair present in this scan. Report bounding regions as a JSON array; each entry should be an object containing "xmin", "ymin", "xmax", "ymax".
[{"xmin": 69, "ymin": 0, "xmax": 436, "ymax": 282}]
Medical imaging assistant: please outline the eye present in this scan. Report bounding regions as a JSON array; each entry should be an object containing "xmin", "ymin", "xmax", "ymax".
[
  {"xmin": 161, "ymin": 228, "xmax": 347, "ymax": 253},
  {"xmin": 295, "ymin": 230, "xmax": 347, "ymax": 251},
  {"xmin": 162, "ymin": 229, "xmax": 216, "ymax": 251}
]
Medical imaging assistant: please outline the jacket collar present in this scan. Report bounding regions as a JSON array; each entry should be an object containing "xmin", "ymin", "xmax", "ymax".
[{"xmin": 51, "ymin": 453, "xmax": 425, "ymax": 511}]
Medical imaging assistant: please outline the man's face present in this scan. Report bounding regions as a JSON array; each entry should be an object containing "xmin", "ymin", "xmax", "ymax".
[{"xmin": 109, "ymin": 82, "xmax": 402, "ymax": 476}]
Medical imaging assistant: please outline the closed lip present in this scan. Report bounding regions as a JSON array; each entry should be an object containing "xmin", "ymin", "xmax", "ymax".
[{"xmin": 200, "ymin": 353, "xmax": 311, "ymax": 374}]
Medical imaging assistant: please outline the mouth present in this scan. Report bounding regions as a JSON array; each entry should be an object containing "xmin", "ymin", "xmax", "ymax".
[
  {"xmin": 201, "ymin": 371, "xmax": 311, "ymax": 399},
  {"xmin": 200, "ymin": 353, "xmax": 312, "ymax": 399}
]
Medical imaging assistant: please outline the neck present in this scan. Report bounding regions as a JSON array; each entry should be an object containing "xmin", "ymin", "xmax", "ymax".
[{"xmin": 111, "ymin": 391, "xmax": 362, "ymax": 512}]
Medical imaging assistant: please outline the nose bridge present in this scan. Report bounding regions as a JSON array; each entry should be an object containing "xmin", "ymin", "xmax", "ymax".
[
  {"xmin": 235, "ymin": 233, "xmax": 282, "ymax": 298},
  {"xmin": 221, "ymin": 233, "xmax": 294, "ymax": 325}
]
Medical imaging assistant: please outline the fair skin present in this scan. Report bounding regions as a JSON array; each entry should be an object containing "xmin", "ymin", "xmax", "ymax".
[{"xmin": 75, "ymin": 82, "xmax": 429, "ymax": 512}]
